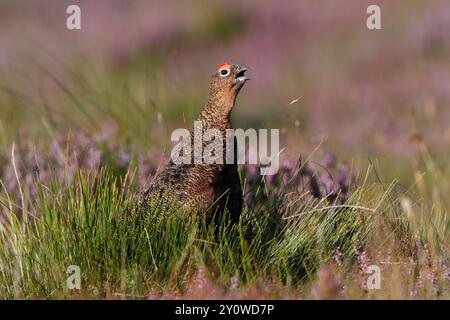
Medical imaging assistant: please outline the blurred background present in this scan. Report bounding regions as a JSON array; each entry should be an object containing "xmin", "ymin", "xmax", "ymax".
[
  {"xmin": 1, "ymin": 1, "xmax": 450, "ymax": 300},
  {"xmin": 0, "ymin": 0, "xmax": 449, "ymax": 185}
]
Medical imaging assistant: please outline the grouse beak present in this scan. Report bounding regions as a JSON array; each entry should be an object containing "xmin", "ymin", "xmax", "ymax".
[{"xmin": 234, "ymin": 64, "xmax": 250, "ymax": 84}]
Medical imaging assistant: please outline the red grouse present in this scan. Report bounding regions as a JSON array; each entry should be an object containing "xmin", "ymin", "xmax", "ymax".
[{"xmin": 139, "ymin": 63, "xmax": 250, "ymax": 222}]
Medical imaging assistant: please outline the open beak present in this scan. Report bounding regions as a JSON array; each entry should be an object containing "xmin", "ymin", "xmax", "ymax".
[{"xmin": 234, "ymin": 64, "xmax": 250, "ymax": 84}]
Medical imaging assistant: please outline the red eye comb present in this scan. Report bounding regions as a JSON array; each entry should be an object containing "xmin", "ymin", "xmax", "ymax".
[{"xmin": 216, "ymin": 63, "xmax": 231, "ymax": 71}]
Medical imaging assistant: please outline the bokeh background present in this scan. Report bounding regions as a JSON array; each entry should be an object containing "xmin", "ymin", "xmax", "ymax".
[
  {"xmin": 0, "ymin": 0, "xmax": 449, "ymax": 300},
  {"xmin": 0, "ymin": 0, "xmax": 449, "ymax": 184}
]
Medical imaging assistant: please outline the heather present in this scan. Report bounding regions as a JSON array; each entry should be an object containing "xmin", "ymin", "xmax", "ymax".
[{"xmin": 0, "ymin": 0, "xmax": 448, "ymax": 299}]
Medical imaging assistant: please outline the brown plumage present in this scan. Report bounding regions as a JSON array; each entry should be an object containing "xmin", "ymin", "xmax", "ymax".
[{"xmin": 139, "ymin": 63, "xmax": 250, "ymax": 222}]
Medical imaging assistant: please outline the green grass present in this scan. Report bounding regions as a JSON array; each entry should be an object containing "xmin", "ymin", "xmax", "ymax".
[
  {"xmin": 0, "ymin": 55, "xmax": 448, "ymax": 300},
  {"xmin": 2, "ymin": 159, "xmax": 444, "ymax": 299}
]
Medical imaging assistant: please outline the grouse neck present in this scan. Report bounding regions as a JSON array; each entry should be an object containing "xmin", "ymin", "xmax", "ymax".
[{"xmin": 199, "ymin": 100, "xmax": 235, "ymax": 130}]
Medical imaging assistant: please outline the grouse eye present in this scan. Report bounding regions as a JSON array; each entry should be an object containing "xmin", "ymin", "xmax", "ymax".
[{"xmin": 219, "ymin": 68, "xmax": 230, "ymax": 77}]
